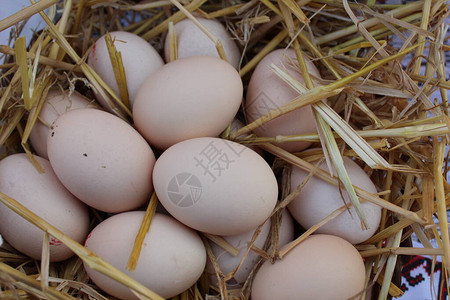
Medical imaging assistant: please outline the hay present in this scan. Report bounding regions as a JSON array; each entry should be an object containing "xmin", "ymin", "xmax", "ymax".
[{"xmin": 0, "ymin": 0, "xmax": 449, "ymax": 299}]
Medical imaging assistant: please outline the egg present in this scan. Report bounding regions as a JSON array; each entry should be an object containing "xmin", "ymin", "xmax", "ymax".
[
  {"xmin": 88, "ymin": 31, "xmax": 164, "ymax": 109},
  {"xmin": 251, "ymin": 234, "xmax": 366, "ymax": 300},
  {"xmin": 133, "ymin": 56, "xmax": 243, "ymax": 150},
  {"xmin": 83, "ymin": 211, "xmax": 206, "ymax": 299},
  {"xmin": 206, "ymin": 210, "xmax": 294, "ymax": 286},
  {"xmin": 0, "ymin": 132, "xmax": 4, "ymax": 156},
  {"xmin": 29, "ymin": 90, "xmax": 97, "ymax": 159},
  {"xmin": 288, "ymin": 156, "xmax": 381, "ymax": 244},
  {"xmin": 153, "ymin": 137, "xmax": 278, "ymax": 235},
  {"xmin": 164, "ymin": 17, "xmax": 241, "ymax": 69},
  {"xmin": 47, "ymin": 108, "xmax": 156, "ymax": 213},
  {"xmin": 0, "ymin": 154, "xmax": 89, "ymax": 262},
  {"xmin": 245, "ymin": 49, "xmax": 318, "ymax": 152}
]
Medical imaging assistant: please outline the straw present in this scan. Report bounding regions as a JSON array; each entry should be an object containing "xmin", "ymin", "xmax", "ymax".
[
  {"xmin": 433, "ymin": 139, "xmax": 450, "ymax": 275},
  {"xmin": 315, "ymin": 1, "xmax": 423, "ymax": 45},
  {"xmin": 127, "ymin": 193, "xmax": 159, "ymax": 272},
  {"xmin": 0, "ymin": 0, "xmax": 58, "ymax": 32},
  {"xmin": 260, "ymin": 143, "xmax": 426, "ymax": 225},
  {"xmin": 167, "ymin": 0, "xmax": 228, "ymax": 63},
  {"xmin": 105, "ymin": 32, "xmax": 130, "ymax": 109},
  {"xmin": 0, "ymin": 261, "xmax": 75, "ymax": 300},
  {"xmin": 1, "ymin": 0, "xmax": 449, "ymax": 298},
  {"xmin": 14, "ymin": 37, "xmax": 31, "ymax": 110},
  {"xmin": 168, "ymin": 22, "xmax": 178, "ymax": 62},
  {"xmin": 0, "ymin": 192, "xmax": 164, "ymax": 300},
  {"xmin": 141, "ymin": 0, "xmax": 208, "ymax": 41},
  {"xmin": 0, "ymin": 45, "xmax": 80, "ymax": 72},
  {"xmin": 203, "ymin": 234, "xmax": 239, "ymax": 257},
  {"xmin": 231, "ymin": 42, "xmax": 423, "ymax": 140}
]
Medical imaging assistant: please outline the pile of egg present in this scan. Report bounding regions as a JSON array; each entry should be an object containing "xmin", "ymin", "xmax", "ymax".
[{"xmin": 0, "ymin": 17, "xmax": 382, "ymax": 299}]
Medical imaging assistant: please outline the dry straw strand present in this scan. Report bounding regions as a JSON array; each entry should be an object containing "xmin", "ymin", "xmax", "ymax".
[
  {"xmin": 142, "ymin": 0, "xmax": 208, "ymax": 41},
  {"xmin": 0, "ymin": 191, "xmax": 164, "ymax": 300},
  {"xmin": 1, "ymin": 0, "xmax": 449, "ymax": 298},
  {"xmin": 204, "ymin": 234, "xmax": 239, "ymax": 257},
  {"xmin": 0, "ymin": 0, "xmax": 58, "ymax": 32},
  {"xmin": 105, "ymin": 32, "xmax": 130, "ymax": 109},
  {"xmin": 278, "ymin": 0, "xmax": 309, "ymax": 25},
  {"xmin": 127, "ymin": 192, "xmax": 159, "ymax": 272},
  {"xmin": 32, "ymin": 0, "xmax": 131, "ymax": 118},
  {"xmin": 167, "ymin": 0, "xmax": 229, "ymax": 63},
  {"xmin": 231, "ymin": 42, "xmax": 423, "ymax": 140},
  {"xmin": 376, "ymin": 273, "xmax": 404, "ymax": 298},
  {"xmin": 0, "ymin": 261, "xmax": 75, "ymax": 300},
  {"xmin": 284, "ymin": 28, "xmax": 370, "ymax": 227},
  {"xmin": 259, "ymin": 0, "xmax": 282, "ymax": 16},
  {"xmin": 0, "ymin": 45, "xmax": 81, "ymax": 72},
  {"xmin": 40, "ymin": 232, "xmax": 51, "ymax": 293},
  {"xmin": 200, "ymin": 4, "xmax": 246, "ymax": 19},
  {"xmin": 14, "ymin": 37, "xmax": 31, "ymax": 110},
  {"xmin": 433, "ymin": 139, "xmax": 450, "ymax": 275},
  {"xmin": 168, "ymin": 21, "xmax": 178, "ymax": 62},
  {"xmin": 260, "ymin": 143, "xmax": 426, "ymax": 225},
  {"xmin": 379, "ymin": 163, "xmax": 416, "ymax": 299},
  {"xmin": 315, "ymin": 1, "xmax": 423, "ymax": 45}
]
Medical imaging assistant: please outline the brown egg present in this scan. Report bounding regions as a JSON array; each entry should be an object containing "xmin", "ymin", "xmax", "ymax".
[
  {"xmin": 47, "ymin": 109, "xmax": 156, "ymax": 213},
  {"xmin": 288, "ymin": 156, "xmax": 381, "ymax": 244},
  {"xmin": 164, "ymin": 17, "xmax": 241, "ymax": 69},
  {"xmin": 245, "ymin": 49, "xmax": 318, "ymax": 152},
  {"xmin": 88, "ymin": 31, "xmax": 164, "ymax": 109},
  {"xmin": 0, "ymin": 154, "xmax": 89, "ymax": 262},
  {"xmin": 251, "ymin": 234, "xmax": 366, "ymax": 299},
  {"xmin": 84, "ymin": 212, "xmax": 206, "ymax": 299},
  {"xmin": 133, "ymin": 56, "xmax": 243, "ymax": 150},
  {"xmin": 29, "ymin": 90, "xmax": 96, "ymax": 159}
]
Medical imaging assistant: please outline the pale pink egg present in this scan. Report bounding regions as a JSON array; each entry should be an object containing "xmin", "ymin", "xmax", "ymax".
[
  {"xmin": 47, "ymin": 109, "xmax": 156, "ymax": 213},
  {"xmin": 84, "ymin": 212, "xmax": 206, "ymax": 299},
  {"xmin": 245, "ymin": 49, "xmax": 318, "ymax": 152},
  {"xmin": 0, "ymin": 154, "xmax": 89, "ymax": 262},
  {"xmin": 252, "ymin": 234, "xmax": 366, "ymax": 299}
]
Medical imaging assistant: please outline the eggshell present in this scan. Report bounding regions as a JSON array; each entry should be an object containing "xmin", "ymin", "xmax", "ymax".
[
  {"xmin": 83, "ymin": 212, "xmax": 206, "ymax": 299},
  {"xmin": 88, "ymin": 31, "xmax": 164, "ymax": 109},
  {"xmin": 47, "ymin": 108, "xmax": 156, "ymax": 213},
  {"xmin": 133, "ymin": 56, "xmax": 243, "ymax": 150},
  {"xmin": 245, "ymin": 49, "xmax": 318, "ymax": 152},
  {"xmin": 153, "ymin": 137, "xmax": 278, "ymax": 235},
  {"xmin": 288, "ymin": 156, "xmax": 381, "ymax": 244},
  {"xmin": 164, "ymin": 17, "xmax": 241, "ymax": 69},
  {"xmin": 0, "ymin": 154, "xmax": 89, "ymax": 262},
  {"xmin": 251, "ymin": 234, "xmax": 366, "ymax": 300},
  {"xmin": 29, "ymin": 90, "xmax": 96, "ymax": 159},
  {"xmin": 206, "ymin": 210, "xmax": 294, "ymax": 286}
]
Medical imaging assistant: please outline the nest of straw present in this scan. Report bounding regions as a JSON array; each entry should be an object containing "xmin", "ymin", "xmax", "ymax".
[{"xmin": 0, "ymin": 0, "xmax": 449, "ymax": 299}]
